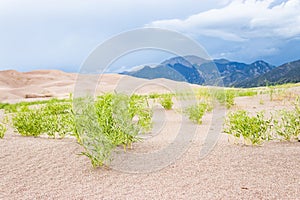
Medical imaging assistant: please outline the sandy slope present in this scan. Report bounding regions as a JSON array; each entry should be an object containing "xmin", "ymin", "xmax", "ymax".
[
  {"xmin": 0, "ymin": 70, "xmax": 299, "ymax": 199},
  {"xmin": 0, "ymin": 70, "xmax": 197, "ymax": 103},
  {"xmin": 0, "ymin": 70, "xmax": 76, "ymax": 102}
]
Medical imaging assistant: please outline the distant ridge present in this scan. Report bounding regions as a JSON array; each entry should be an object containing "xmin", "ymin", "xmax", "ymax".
[
  {"xmin": 121, "ymin": 55, "xmax": 276, "ymax": 87},
  {"xmin": 236, "ymin": 59, "xmax": 300, "ymax": 87}
]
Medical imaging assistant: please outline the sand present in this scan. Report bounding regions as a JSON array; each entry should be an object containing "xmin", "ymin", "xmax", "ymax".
[{"xmin": 0, "ymin": 70, "xmax": 299, "ymax": 199}]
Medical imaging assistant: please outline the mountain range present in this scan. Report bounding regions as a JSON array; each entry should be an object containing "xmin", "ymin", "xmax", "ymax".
[
  {"xmin": 121, "ymin": 56, "xmax": 300, "ymax": 88},
  {"xmin": 235, "ymin": 59, "xmax": 300, "ymax": 87}
]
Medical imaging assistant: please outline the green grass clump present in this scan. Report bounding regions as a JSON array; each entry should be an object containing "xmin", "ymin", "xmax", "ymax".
[
  {"xmin": 224, "ymin": 90, "xmax": 235, "ymax": 108},
  {"xmin": 224, "ymin": 110, "xmax": 271, "ymax": 145},
  {"xmin": 148, "ymin": 93, "xmax": 161, "ymax": 99},
  {"xmin": 148, "ymin": 93, "xmax": 174, "ymax": 110},
  {"xmin": 12, "ymin": 109, "xmax": 44, "ymax": 137},
  {"xmin": 12, "ymin": 102, "xmax": 74, "ymax": 138},
  {"xmin": 1, "ymin": 98, "xmax": 71, "ymax": 113},
  {"xmin": 0, "ymin": 123, "xmax": 7, "ymax": 139},
  {"xmin": 273, "ymin": 99, "xmax": 300, "ymax": 141},
  {"xmin": 185, "ymin": 102, "xmax": 212, "ymax": 124},
  {"xmin": 40, "ymin": 103, "xmax": 74, "ymax": 138},
  {"xmin": 211, "ymin": 89, "xmax": 235, "ymax": 108},
  {"xmin": 273, "ymin": 110, "xmax": 300, "ymax": 141},
  {"xmin": 74, "ymin": 93, "xmax": 153, "ymax": 167},
  {"xmin": 224, "ymin": 98, "xmax": 300, "ymax": 145},
  {"xmin": 8, "ymin": 93, "xmax": 153, "ymax": 167},
  {"xmin": 0, "ymin": 103, "xmax": 10, "ymax": 110},
  {"xmin": 73, "ymin": 97, "xmax": 114, "ymax": 167},
  {"xmin": 193, "ymin": 88, "xmax": 259, "ymax": 109},
  {"xmin": 129, "ymin": 94, "xmax": 152, "ymax": 132},
  {"xmin": 195, "ymin": 88, "xmax": 210, "ymax": 99},
  {"xmin": 94, "ymin": 94, "xmax": 139, "ymax": 147},
  {"xmin": 159, "ymin": 94, "xmax": 173, "ymax": 110},
  {"xmin": 235, "ymin": 89, "xmax": 257, "ymax": 97}
]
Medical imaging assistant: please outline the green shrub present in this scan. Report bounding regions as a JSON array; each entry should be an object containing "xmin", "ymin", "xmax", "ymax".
[
  {"xmin": 224, "ymin": 98, "xmax": 300, "ymax": 145},
  {"xmin": 195, "ymin": 88, "xmax": 210, "ymax": 99},
  {"xmin": 148, "ymin": 93, "xmax": 161, "ymax": 99},
  {"xmin": 269, "ymin": 86, "xmax": 275, "ymax": 101},
  {"xmin": 235, "ymin": 89, "xmax": 257, "ymax": 97},
  {"xmin": 129, "ymin": 94, "xmax": 152, "ymax": 132},
  {"xmin": 95, "ymin": 93, "xmax": 140, "ymax": 147},
  {"xmin": 0, "ymin": 123, "xmax": 7, "ymax": 139},
  {"xmin": 73, "ymin": 97, "xmax": 114, "ymax": 167},
  {"xmin": 224, "ymin": 110, "xmax": 271, "ymax": 145},
  {"xmin": 2, "ymin": 98, "xmax": 71, "ymax": 113},
  {"xmin": 33, "ymin": 102, "xmax": 74, "ymax": 138},
  {"xmin": 12, "ymin": 102, "xmax": 74, "ymax": 138},
  {"xmin": 159, "ymin": 94, "xmax": 173, "ymax": 110},
  {"xmin": 185, "ymin": 102, "xmax": 212, "ymax": 124},
  {"xmin": 74, "ymin": 93, "xmax": 153, "ymax": 167},
  {"xmin": 224, "ymin": 90, "xmax": 235, "ymax": 108},
  {"xmin": 273, "ymin": 99, "xmax": 300, "ymax": 141},
  {"xmin": 211, "ymin": 89, "xmax": 235, "ymax": 108},
  {"xmin": 0, "ymin": 103, "xmax": 10, "ymax": 110},
  {"xmin": 13, "ymin": 109, "xmax": 44, "ymax": 137},
  {"xmin": 10, "ymin": 94, "xmax": 152, "ymax": 167},
  {"xmin": 273, "ymin": 110, "xmax": 300, "ymax": 141}
]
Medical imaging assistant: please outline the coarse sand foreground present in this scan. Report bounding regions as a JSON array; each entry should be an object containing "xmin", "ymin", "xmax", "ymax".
[
  {"xmin": 1, "ymin": 127, "xmax": 300, "ymax": 199},
  {"xmin": 1, "ymin": 107, "xmax": 300, "ymax": 199},
  {"xmin": 0, "ymin": 70, "xmax": 300, "ymax": 199}
]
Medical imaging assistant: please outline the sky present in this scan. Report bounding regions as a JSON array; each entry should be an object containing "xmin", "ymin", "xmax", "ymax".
[{"xmin": 0, "ymin": 0, "xmax": 300, "ymax": 72}]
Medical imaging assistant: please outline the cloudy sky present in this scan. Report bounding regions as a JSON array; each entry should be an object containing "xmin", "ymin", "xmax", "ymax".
[{"xmin": 0, "ymin": 0, "xmax": 300, "ymax": 72}]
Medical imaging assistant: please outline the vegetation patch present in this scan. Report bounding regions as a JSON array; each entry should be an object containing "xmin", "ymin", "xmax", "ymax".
[
  {"xmin": 12, "ymin": 102, "xmax": 74, "ymax": 138},
  {"xmin": 73, "ymin": 93, "xmax": 153, "ymax": 167},
  {"xmin": 185, "ymin": 102, "xmax": 213, "ymax": 124},
  {"xmin": 0, "ymin": 123, "xmax": 6, "ymax": 139},
  {"xmin": 273, "ymin": 99, "xmax": 300, "ymax": 141},
  {"xmin": 224, "ymin": 98, "xmax": 300, "ymax": 145},
  {"xmin": 224, "ymin": 110, "xmax": 271, "ymax": 145},
  {"xmin": 2, "ymin": 86, "xmax": 300, "ymax": 167},
  {"xmin": 0, "ymin": 98, "xmax": 71, "ymax": 113},
  {"xmin": 158, "ymin": 94, "xmax": 174, "ymax": 110}
]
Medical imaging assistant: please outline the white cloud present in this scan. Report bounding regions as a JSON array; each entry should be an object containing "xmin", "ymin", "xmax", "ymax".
[{"xmin": 147, "ymin": 0, "xmax": 300, "ymax": 41}]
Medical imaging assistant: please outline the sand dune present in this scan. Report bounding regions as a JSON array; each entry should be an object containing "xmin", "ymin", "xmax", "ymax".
[
  {"xmin": 0, "ymin": 70, "xmax": 76, "ymax": 102},
  {"xmin": 0, "ymin": 70, "xmax": 199, "ymax": 103}
]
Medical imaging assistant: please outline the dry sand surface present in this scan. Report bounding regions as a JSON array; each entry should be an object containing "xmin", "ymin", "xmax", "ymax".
[
  {"xmin": 0, "ymin": 70, "xmax": 300, "ymax": 199},
  {"xmin": 0, "ymin": 70, "xmax": 197, "ymax": 103}
]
